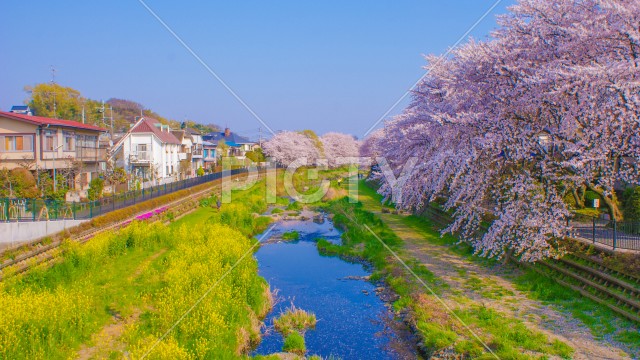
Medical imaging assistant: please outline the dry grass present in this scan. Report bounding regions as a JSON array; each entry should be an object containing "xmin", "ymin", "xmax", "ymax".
[{"xmin": 273, "ymin": 305, "xmax": 317, "ymax": 336}]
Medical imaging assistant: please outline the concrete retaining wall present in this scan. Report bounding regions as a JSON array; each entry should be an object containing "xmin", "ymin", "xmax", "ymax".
[{"xmin": 0, "ymin": 219, "xmax": 88, "ymax": 248}]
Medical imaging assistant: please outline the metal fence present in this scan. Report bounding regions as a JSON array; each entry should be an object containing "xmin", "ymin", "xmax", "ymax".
[
  {"xmin": 571, "ymin": 215, "xmax": 640, "ymax": 251},
  {"xmin": 419, "ymin": 204, "xmax": 640, "ymax": 252},
  {"xmin": 0, "ymin": 167, "xmax": 256, "ymax": 222}
]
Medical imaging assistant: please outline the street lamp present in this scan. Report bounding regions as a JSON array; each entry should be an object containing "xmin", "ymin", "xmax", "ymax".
[{"xmin": 52, "ymin": 144, "xmax": 64, "ymax": 192}]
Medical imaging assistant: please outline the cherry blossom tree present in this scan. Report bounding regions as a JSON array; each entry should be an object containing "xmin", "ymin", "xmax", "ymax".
[
  {"xmin": 359, "ymin": 128, "xmax": 385, "ymax": 161},
  {"xmin": 321, "ymin": 132, "xmax": 360, "ymax": 167},
  {"xmin": 262, "ymin": 131, "xmax": 320, "ymax": 166},
  {"xmin": 374, "ymin": 0, "xmax": 640, "ymax": 261}
]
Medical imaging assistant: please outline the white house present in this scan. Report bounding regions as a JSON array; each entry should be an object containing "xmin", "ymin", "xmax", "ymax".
[
  {"xmin": 185, "ymin": 128, "xmax": 204, "ymax": 172},
  {"xmin": 171, "ymin": 127, "xmax": 205, "ymax": 177},
  {"xmin": 110, "ymin": 117, "xmax": 181, "ymax": 186}
]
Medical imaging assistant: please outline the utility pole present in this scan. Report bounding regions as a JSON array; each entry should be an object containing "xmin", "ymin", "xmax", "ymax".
[
  {"xmin": 259, "ymin": 127, "xmax": 263, "ymax": 147},
  {"xmin": 82, "ymin": 105, "xmax": 85, "ymax": 124},
  {"xmin": 109, "ymin": 104, "xmax": 114, "ymax": 139},
  {"xmin": 51, "ymin": 66, "xmax": 57, "ymax": 119}
]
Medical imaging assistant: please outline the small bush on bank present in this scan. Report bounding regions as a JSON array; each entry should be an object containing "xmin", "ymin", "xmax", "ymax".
[
  {"xmin": 282, "ymin": 332, "xmax": 306, "ymax": 356},
  {"xmin": 273, "ymin": 305, "xmax": 317, "ymax": 336},
  {"xmin": 281, "ymin": 231, "xmax": 300, "ymax": 241}
]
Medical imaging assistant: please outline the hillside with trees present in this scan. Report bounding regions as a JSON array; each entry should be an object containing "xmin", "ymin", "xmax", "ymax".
[{"xmin": 23, "ymin": 83, "xmax": 219, "ymax": 134}]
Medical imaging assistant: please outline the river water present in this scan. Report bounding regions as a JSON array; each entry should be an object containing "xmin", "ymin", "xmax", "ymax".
[{"xmin": 253, "ymin": 212, "xmax": 418, "ymax": 359}]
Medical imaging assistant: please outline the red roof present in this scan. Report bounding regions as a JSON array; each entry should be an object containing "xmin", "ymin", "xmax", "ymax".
[
  {"xmin": 130, "ymin": 117, "xmax": 181, "ymax": 144},
  {"xmin": 0, "ymin": 111, "xmax": 107, "ymax": 132}
]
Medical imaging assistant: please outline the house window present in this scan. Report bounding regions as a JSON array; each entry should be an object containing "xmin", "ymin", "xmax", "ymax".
[
  {"xmin": 44, "ymin": 130, "xmax": 57, "ymax": 151},
  {"xmin": 63, "ymin": 131, "xmax": 75, "ymax": 151},
  {"xmin": 86, "ymin": 135, "xmax": 97, "ymax": 148},
  {"xmin": 77, "ymin": 135, "xmax": 97, "ymax": 148},
  {"xmin": 0, "ymin": 135, "xmax": 33, "ymax": 152}
]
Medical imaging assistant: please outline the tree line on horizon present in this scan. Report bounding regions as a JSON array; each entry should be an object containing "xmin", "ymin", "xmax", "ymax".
[{"xmin": 21, "ymin": 82, "xmax": 221, "ymax": 134}]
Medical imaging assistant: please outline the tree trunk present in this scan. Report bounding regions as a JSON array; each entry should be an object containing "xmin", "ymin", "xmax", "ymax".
[
  {"xmin": 587, "ymin": 184, "xmax": 623, "ymax": 222},
  {"xmin": 572, "ymin": 187, "xmax": 585, "ymax": 209}
]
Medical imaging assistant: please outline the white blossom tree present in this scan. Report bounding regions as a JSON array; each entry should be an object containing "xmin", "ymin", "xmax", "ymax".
[
  {"xmin": 374, "ymin": 0, "xmax": 640, "ymax": 262},
  {"xmin": 262, "ymin": 131, "xmax": 320, "ymax": 166},
  {"xmin": 320, "ymin": 132, "xmax": 360, "ymax": 167}
]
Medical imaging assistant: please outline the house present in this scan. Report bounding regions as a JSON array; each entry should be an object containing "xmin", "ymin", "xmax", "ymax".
[
  {"xmin": 184, "ymin": 128, "xmax": 204, "ymax": 173},
  {"xmin": 171, "ymin": 129, "xmax": 193, "ymax": 178},
  {"xmin": 110, "ymin": 117, "xmax": 181, "ymax": 186},
  {"xmin": 203, "ymin": 128, "xmax": 255, "ymax": 158},
  {"xmin": 202, "ymin": 140, "xmax": 217, "ymax": 170},
  {"xmin": 9, "ymin": 105, "xmax": 33, "ymax": 116},
  {"xmin": 0, "ymin": 110, "xmax": 107, "ymax": 198}
]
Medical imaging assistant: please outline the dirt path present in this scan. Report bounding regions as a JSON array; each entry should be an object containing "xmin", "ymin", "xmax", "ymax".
[
  {"xmin": 358, "ymin": 193, "xmax": 631, "ymax": 359},
  {"xmin": 76, "ymin": 309, "xmax": 141, "ymax": 360}
]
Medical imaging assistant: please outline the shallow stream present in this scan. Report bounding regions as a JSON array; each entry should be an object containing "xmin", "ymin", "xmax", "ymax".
[{"xmin": 253, "ymin": 211, "xmax": 417, "ymax": 359}]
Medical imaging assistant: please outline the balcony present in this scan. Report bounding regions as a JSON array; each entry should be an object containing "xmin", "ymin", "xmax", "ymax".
[
  {"xmin": 178, "ymin": 153, "xmax": 188, "ymax": 161},
  {"xmin": 76, "ymin": 146, "xmax": 107, "ymax": 161},
  {"xmin": 192, "ymin": 148, "xmax": 204, "ymax": 158},
  {"xmin": 130, "ymin": 151, "xmax": 152, "ymax": 164}
]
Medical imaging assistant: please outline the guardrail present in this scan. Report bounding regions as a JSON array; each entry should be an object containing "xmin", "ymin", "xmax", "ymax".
[{"xmin": 0, "ymin": 167, "xmax": 261, "ymax": 222}]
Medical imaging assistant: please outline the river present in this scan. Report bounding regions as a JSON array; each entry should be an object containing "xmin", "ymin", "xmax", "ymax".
[{"xmin": 253, "ymin": 211, "xmax": 418, "ymax": 359}]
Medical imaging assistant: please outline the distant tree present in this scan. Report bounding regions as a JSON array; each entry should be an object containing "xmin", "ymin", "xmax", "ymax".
[
  {"xmin": 359, "ymin": 129, "xmax": 384, "ymax": 159},
  {"xmin": 320, "ymin": 132, "xmax": 359, "ymax": 167},
  {"xmin": 179, "ymin": 159, "xmax": 191, "ymax": 179},
  {"xmin": 217, "ymin": 139, "xmax": 230, "ymax": 160},
  {"xmin": 25, "ymin": 83, "xmax": 82, "ymax": 120},
  {"xmin": 87, "ymin": 178, "xmax": 104, "ymax": 201},
  {"xmin": 104, "ymin": 156, "xmax": 128, "ymax": 192},
  {"xmin": 262, "ymin": 131, "xmax": 320, "ymax": 166},
  {"xmin": 299, "ymin": 129, "xmax": 324, "ymax": 157},
  {"xmin": 245, "ymin": 148, "xmax": 266, "ymax": 163}
]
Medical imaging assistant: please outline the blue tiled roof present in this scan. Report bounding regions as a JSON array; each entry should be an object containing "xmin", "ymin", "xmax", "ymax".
[{"xmin": 203, "ymin": 131, "xmax": 253, "ymax": 146}]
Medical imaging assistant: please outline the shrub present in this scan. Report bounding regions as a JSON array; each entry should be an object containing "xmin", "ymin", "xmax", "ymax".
[
  {"xmin": 282, "ymin": 332, "xmax": 306, "ymax": 356},
  {"xmin": 273, "ymin": 305, "xmax": 317, "ymax": 336},
  {"xmin": 197, "ymin": 166, "xmax": 205, "ymax": 177},
  {"xmin": 622, "ymin": 186, "xmax": 640, "ymax": 221},
  {"xmin": 281, "ymin": 231, "xmax": 300, "ymax": 241},
  {"xmin": 87, "ymin": 178, "xmax": 104, "ymax": 201}
]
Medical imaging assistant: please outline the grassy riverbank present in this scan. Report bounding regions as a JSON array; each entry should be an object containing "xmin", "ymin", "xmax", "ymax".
[
  {"xmin": 330, "ymin": 179, "xmax": 639, "ymax": 359},
  {"xmin": 320, "ymin": 182, "xmax": 582, "ymax": 359},
  {"xmin": 0, "ymin": 186, "xmax": 273, "ymax": 359}
]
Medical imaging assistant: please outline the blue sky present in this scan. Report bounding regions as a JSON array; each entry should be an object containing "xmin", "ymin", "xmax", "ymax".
[{"xmin": 0, "ymin": 1, "xmax": 513, "ymax": 139}]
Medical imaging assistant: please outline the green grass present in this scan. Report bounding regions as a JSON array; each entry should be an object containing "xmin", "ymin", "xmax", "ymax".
[
  {"xmin": 170, "ymin": 206, "xmax": 216, "ymax": 227},
  {"xmin": 273, "ymin": 305, "xmax": 317, "ymax": 336},
  {"xmin": 324, "ymin": 180, "xmax": 578, "ymax": 359},
  {"xmin": 369, "ymin": 179, "xmax": 639, "ymax": 355},
  {"xmin": 0, "ymin": 185, "xmax": 276, "ymax": 359},
  {"xmin": 282, "ymin": 332, "xmax": 306, "ymax": 355},
  {"xmin": 281, "ymin": 230, "xmax": 300, "ymax": 241}
]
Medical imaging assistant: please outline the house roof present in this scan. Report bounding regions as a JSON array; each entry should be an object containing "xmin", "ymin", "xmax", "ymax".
[
  {"xmin": 0, "ymin": 110, "xmax": 107, "ymax": 132},
  {"xmin": 171, "ymin": 130, "xmax": 186, "ymax": 142},
  {"xmin": 130, "ymin": 117, "xmax": 181, "ymax": 144},
  {"xmin": 203, "ymin": 131, "xmax": 253, "ymax": 146},
  {"xmin": 203, "ymin": 140, "xmax": 217, "ymax": 147},
  {"xmin": 184, "ymin": 127, "xmax": 201, "ymax": 136}
]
